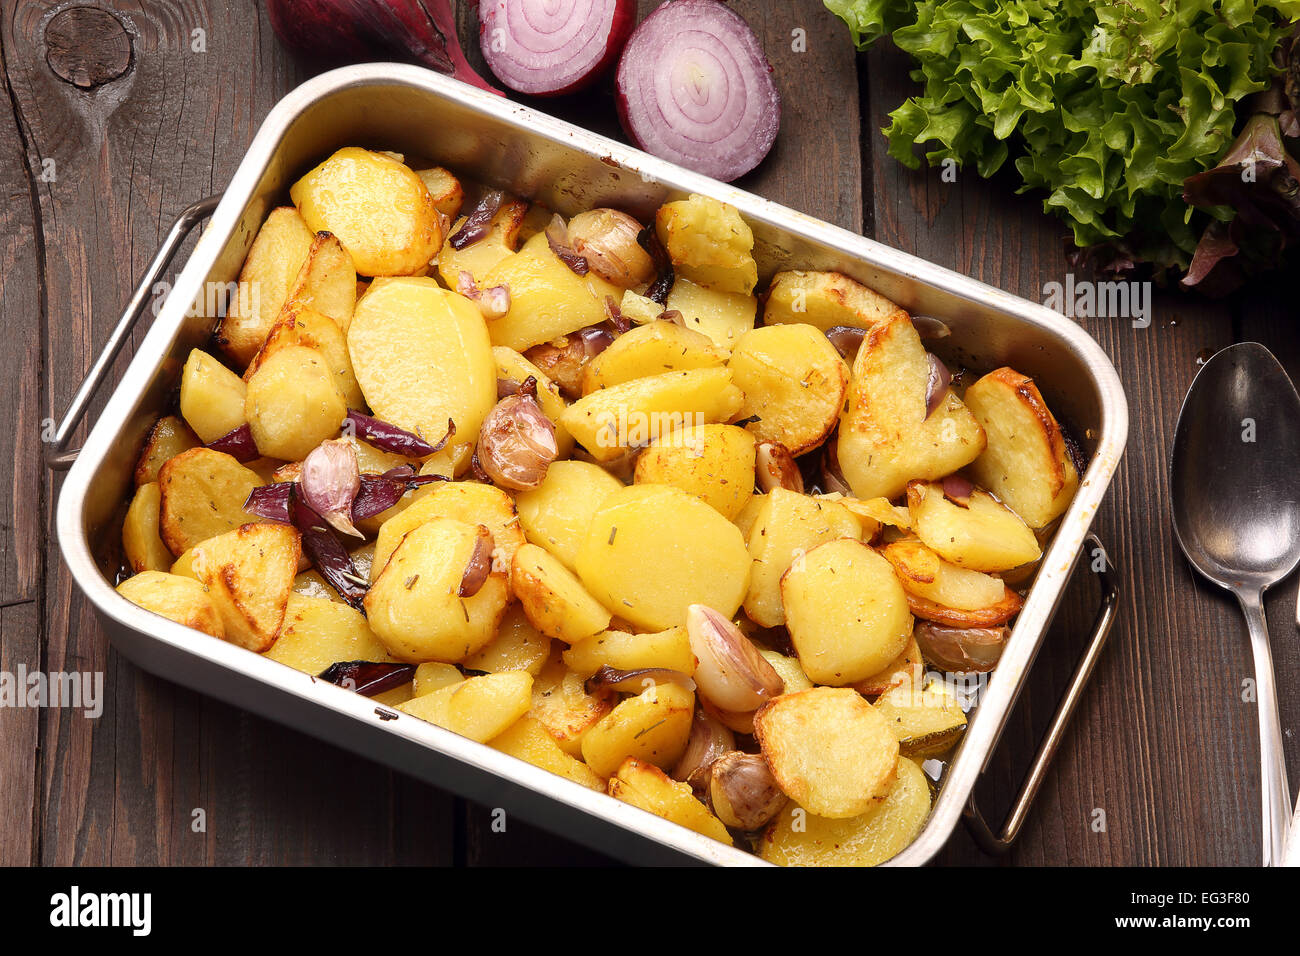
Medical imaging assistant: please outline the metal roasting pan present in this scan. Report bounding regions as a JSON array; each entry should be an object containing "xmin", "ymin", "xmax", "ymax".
[{"xmin": 53, "ymin": 64, "xmax": 1128, "ymax": 867}]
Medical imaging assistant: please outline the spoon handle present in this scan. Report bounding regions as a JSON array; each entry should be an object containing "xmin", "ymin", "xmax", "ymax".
[{"xmin": 1239, "ymin": 592, "xmax": 1293, "ymax": 867}]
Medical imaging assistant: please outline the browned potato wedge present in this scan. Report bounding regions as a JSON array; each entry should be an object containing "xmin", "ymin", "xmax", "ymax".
[
  {"xmin": 728, "ymin": 324, "xmax": 850, "ymax": 455},
  {"xmin": 759, "ymin": 756, "xmax": 930, "ymax": 866},
  {"xmin": 244, "ymin": 345, "xmax": 347, "ymax": 461},
  {"xmin": 514, "ymin": 460, "xmax": 623, "ymax": 571},
  {"xmin": 759, "ymin": 650, "xmax": 814, "ymax": 694},
  {"xmin": 664, "ymin": 278, "xmax": 757, "ymax": 349},
  {"xmin": 214, "ymin": 206, "xmax": 315, "ymax": 366},
  {"xmin": 880, "ymin": 538, "xmax": 1008, "ymax": 610},
  {"xmin": 963, "ymin": 368, "xmax": 1080, "ymax": 528},
  {"xmin": 263, "ymin": 593, "xmax": 395, "ymax": 674},
  {"xmin": 281, "ymin": 232, "xmax": 357, "ymax": 336},
  {"xmin": 413, "ymin": 662, "xmax": 464, "ymax": 696},
  {"xmin": 134, "ymin": 415, "xmax": 199, "ymax": 486},
  {"xmin": 528, "ymin": 649, "xmax": 615, "ymax": 757},
  {"xmin": 364, "ymin": 518, "xmax": 510, "ymax": 663},
  {"xmin": 122, "ymin": 482, "xmax": 172, "ymax": 574},
  {"xmin": 372, "ymin": 482, "xmax": 525, "ymax": 583},
  {"xmin": 763, "ymin": 270, "xmax": 905, "ymax": 332},
  {"xmin": 348, "ymin": 277, "xmax": 496, "ymax": 458},
  {"xmin": 157, "ymin": 448, "xmax": 264, "ymax": 556},
  {"xmin": 490, "ymin": 716, "xmax": 604, "ymax": 790},
  {"xmin": 754, "ymin": 687, "xmax": 900, "ymax": 819},
  {"xmin": 907, "ymin": 480, "xmax": 1041, "ymax": 571},
  {"xmin": 873, "ymin": 680, "xmax": 967, "ymax": 757},
  {"xmin": 837, "ymin": 312, "xmax": 985, "ymax": 500},
  {"xmin": 185, "ymin": 523, "xmax": 301, "ymax": 651},
  {"xmin": 415, "ymin": 166, "xmax": 465, "ymax": 221},
  {"xmin": 733, "ymin": 492, "xmax": 766, "ymax": 541},
  {"xmin": 853, "ymin": 634, "xmax": 924, "ymax": 697},
  {"xmin": 581, "ymin": 680, "xmax": 695, "ymax": 778},
  {"xmin": 655, "ymin": 194, "xmax": 757, "ymax": 295},
  {"xmin": 463, "ymin": 604, "xmax": 551, "ymax": 675},
  {"xmin": 905, "ymin": 586, "xmax": 1023, "ymax": 627},
  {"xmin": 244, "ymin": 302, "xmax": 363, "ymax": 409},
  {"xmin": 562, "ymin": 626, "xmax": 694, "ymax": 678},
  {"xmin": 511, "ymin": 543, "xmax": 612, "ymax": 644},
  {"xmin": 398, "ymin": 671, "xmax": 533, "ymax": 742},
  {"xmin": 634, "ymin": 423, "xmax": 756, "ymax": 520},
  {"xmin": 780, "ymin": 538, "xmax": 912, "ymax": 685},
  {"xmin": 581, "ymin": 320, "xmax": 729, "ymax": 395},
  {"xmin": 291, "ymin": 147, "xmax": 444, "ymax": 277},
  {"xmin": 116, "ymin": 570, "xmax": 224, "ymax": 639},
  {"xmin": 179, "ymin": 349, "xmax": 247, "ymax": 444},
  {"xmin": 437, "ymin": 197, "xmax": 528, "ymax": 288},
  {"xmin": 609, "ymin": 757, "xmax": 733, "ymax": 844}
]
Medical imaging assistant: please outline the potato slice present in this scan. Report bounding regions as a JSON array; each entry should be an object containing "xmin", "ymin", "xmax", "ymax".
[
  {"xmin": 244, "ymin": 345, "xmax": 347, "ymax": 461},
  {"xmin": 963, "ymin": 368, "xmax": 1080, "ymax": 528},
  {"xmin": 371, "ymin": 482, "xmax": 525, "ymax": 583},
  {"xmin": 492, "ymin": 345, "xmax": 574, "ymax": 457},
  {"xmin": 763, "ymin": 270, "xmax": 905, "ymax": 332},
  {"xmin": 577, "ymin": 484, "xmax": 752, "ymax": 631},
  {"xmin": 733, "ymin": 492, "xmax": 766, "ymax": 541},
  {"xmin": 634, "ymin": 423, "xmax": 756, "ymax": 520},
  {"xmin": 609, "ymin": 758, "xmax": 733, "ymax": 844},
  {"xmin": 464, "ymin": 604, "xmax": 552, "ymax": 675},
  {"xmin": 514, "ymin": 460, "xmax": 623, "ymax": 571},
  {"xmin": 186, "ymin": 523, "xmax": 301, "ymax": 652},
  {"xmin": 837, "ymin": 312, "xmax": 985, "ymax": 500},
  {"xmin": 880, "ymin": 539, "xmax": 1006, "ymax": 610},
  {"xmin": 398, "ymin": 671, "xmax": 533, "ymax": 742},
  {"xmin": 215, "ymin": 207, "xmax": 315, "ymax": 366},
  {"xmin": 841, "ymin": 495, "xmax": 911, "ymax": 532},
  {"xmin": 122, "ymin": 482, "xmax": 172, "ymax": 574},
  {"xmin": 364, "ymin": 518, "xmax": 510, "ymax": 663},
  {"xmin": 116, "ymin": 570, "xmax": 224, "ymax": 639},
  {"xmin": 244, "ymin": 301, "xmax": 363, "ymax": 408},
  {"xmin": 907, "ymin": 480, "xmax": 1041, "ymax": 571},
  {"xmin": 759, "ymin": 757, "xmax": 930, "ymax": 866},
  {"xmin": 754, "ymin": 687, "xmax": 900, "ymax": 819},
  {"xmin": 559, "ymin": 367, "xmax": 745, "ymax": 462},
  {"xmin": 528, "ymin": 649, "xmax": 614, "ymax": 756},
  {"xmin": 744, "ymin": 488, "xmax": 862, "ymax": 628},
  {"xmin": 728, "ymin": 324, "xmax": 849, "ymax": 455},
  {"xmin": 134, "ymin": 415, "xmax": 199, "ymax": 486},
  {"xmin": 179, "ymin": 349, "xmax": 247, "ymax": 444},
  {"xmin": 263, "ymin": 594, "xmax": 396, "ymax": 674},
  {"xmin": 348, "ymin": 277, "xmax": 496, "ymax": 457},
  {"xmin": 873, "ymin": 680, "xmax": 967, "ymax": 757},
  {"xmin": 481, "ymin": 232, "xmax": 622, "ymax": 352},
  {"xmin": 157, "ymin": 448, "xmax": 264, "ymax": 556},
  {"xmin": 490, "ymin": 716, "xmax": 604, "ymax": 790},
  {"xmin": 853, "ymin": 634, "xmax": 923, "ymax": 697},
  {"xmin": 281, "ymin": 232, "xmax": 357, "ymax": 336},
  {"xmin": 562, "ymin": 626, "xmax": 694, "ymax": 678},
  {"xmin": 291, "ymin": 147, "xmax": 444, "ymax": 277},
  {"xmin": 780, "ymin": 538, "xmax": 912, "ymax": 685},
  {"xmin": 511, "ymin": 544, "xmax": 612, "ymax": 644},
  {"xmin": 580, "ymin": 681, "xmax": 695, "ymax": 778},
  {"xmin": 581, "ymin": 320, "xmax": 728, "ymax": 394},
  {"xmin": 415, "ymin": 166, "xmax": 465, "ymax": 221},
  {"xmin": 664, "ymin": 277, "xmax": 757, "ymax": 349},
  {"xmin": 413, "ymin": 662, "xmax": 464, "ymax": 696},
  {"xmin": 759, "ymin": 650, "xmax": 813, "ymax": 693},
  {"xmin": 437, "ymin": 197, "xmax": 528, "ymax": 288},
  {"xmin": 655, "ymin": 194, "xmax": 757, "ymax": 295}
]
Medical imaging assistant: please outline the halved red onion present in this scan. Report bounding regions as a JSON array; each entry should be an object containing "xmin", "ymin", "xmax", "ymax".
[
  {"xmin": 456, "ymin": 270, "xmax": 511, "ymax": 318},
  {"xmin": 672, "ymin": 708, "xmax": 735, "ymax": 790},
  {"xmin": 913, "ymin": 622, "xmax": 1009, "ymax": 673},
  {"xmin": 544, "ymin": 214, "xmax": 589, "ymax": 275},
  {"xmin": 291, "ymin": 497, "xmax": 369, "ymax": 610},
  {"xmin": 924, "ymin": 353, "xmax": 952, "ymax": 418},
  {"xmin": 615, "ymin": 0, "xmax": 780, "ymax": 182},
  {"xmin": 686, "ymin": 604, "xmax": 784, "ymax": 713},
  {"xmin": 317, "ymin": 660, "xmax": 416, "ymax": 697},
  {"xmin": 449, "ymin": 190, "xmax": 504, "ymax": 249},
  {"xmin": 300, "ymin": 439, "xmax": 363, "ymax": 538},
  {"xmin": 824, "ymin": 325, "xmax": 868, "ymax": 360},
  {"xmin": 585, "ymin": 665, "xmax": 696, "ymax": 696},
  {"xmin": 346, "ymin": 409, "xmax": 454, "ymax": 458},
  {"xmin": 941, "ymin": 474, "xmax": 974, "ymax": 507},
  {"xmin": 206, "ymin": 423, "xmax": 259, "ymax": 462},
  {"xmin": 479, "ymin": 0, "xmax": 635, "ymax": 96},
  {"xmin": 244, "ymin": 482, "xmax": 294, "ymax": 524}
]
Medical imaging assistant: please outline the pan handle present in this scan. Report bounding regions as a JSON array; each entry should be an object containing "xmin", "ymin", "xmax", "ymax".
[
  {"xmin": 45, "ymin": 195, "xmax": 222, "ymax": 470},
  {"xmin": 962, "ymin": 532, "xmax": 1119, "ymax": 854}
]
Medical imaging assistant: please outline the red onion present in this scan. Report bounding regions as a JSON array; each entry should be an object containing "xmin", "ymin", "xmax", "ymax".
[
  {"xmin": 449, "ymin": 190, "xmax": 504, "ymax": 249},
  {"xmin": 941, "ymin": 473, "xmax": 974, "ymax": 507},
  {"xmin": 300, "ymin": 439, "xmax": 363, "ymax": 538},
  {"xmin": 266, "ymin": 0, "xmax": 498, "ymax": 93},
  {"xmin": 585, "ymin": 665, "xmax": 696, "ymax": 695},
  {"xmin": 318, "ymin": 660, "xmax": 417, "ymax": 696},
  {"xmin": 351, "ymin": 469, "xmax": 446, "ymax": 521},
  {"xmin": 615, "ymin": 0, "xmax": 780, "ymax": 182},
  {"xmin": 824, "ymin": 325, "xmax": 868, "ymax": 360},
  {"xmin": 346, "ymin": 409, "xmax": 454, "ymax": 458},
  {"xmin": 636, "ymin": 225, "xmax": 674, "ymax": 303},
  {"xmin": 544, "ymin": 214, "xmax": 590, "ymax": 275},
  {"xmin": 206, "ymin": 423, "xmax": 259, "ymax": 462},
  {"xmin": 924, "ymin": 353, "xmax": 952, "ymax": 418},
  {"xmin": 244, "ymin": 482, "xmax": 294, "ymax": 524},
  {"xmin": 478, "ymin": 0, "xmax": 635, "ymax": 96},
  {"xmin": 457, "ymin": 270, "xmax": 511, "ymax": 318},
  {"xmin": 291, "ymin": 496, "xmax": 369, "ymax": 610},
  {"xmin": 458, "ymin": 527, "xmax": 495, "ymax": 597}
]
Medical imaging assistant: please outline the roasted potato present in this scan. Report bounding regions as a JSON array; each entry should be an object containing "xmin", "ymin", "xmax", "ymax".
[
  {"xmin": 907, "ymin": 480, "xmax": 1041, "ymax": 572},
  {"xmin": 179, "ymin": 349, "xmax": 247, "ymax": 444},
  {"xmin": 581, "ymin": 680, "xmax": 695, "ymax": 778},
  {"xmin": 437, "ymin": 196, "xmax": 528, "ymax": 288},
  {"xmin": 608, "ymin": 757, "xmax": 733, "ymax": 844},
  {"xmin": 263, "ymin": 593, "xmax": 396, "ymax": 674},
  {"xmin": 880, "ymin": 538, "xmax": 1009, "ymax": 611},
  {"xmin": 759, "ymin": 650, "xmax": 814, "ymax": 694},
  {"xmin": 562, "ymin": 626, "xmax": 694, "ymax": 678},
  {"xmin": 244, "ymin": 345, "xmax": 347, "ymax": 461},
  {"xmin": 244, "ymin": 301, "xmax": 363, "ymax": 409},
  {"xmin": 514, "ymin": 460, "xmax": 623, "ymax": 570},
  {"xmin": 763, "ymin": 270, "xmax": 905, "ymax": 332},
  {"xmin": 633, "ymin": 423, "xmax": 756, "ymax": 520},
  {"xmin": 157, "ymin": 448, "xmax": 264, "ymax": 556},
  {"xmin": 511, "ymin": 543, "xmax": 612, "ymax": 644},
  {"xmin": 183, "ymin": 523, "xmax": 301, "ymax": 652},
  {"xmin": 853, "ymin": 634, "xmax": 924, "ymax": 697},
  {"xmin": 664, "ymin": 277, "xmax": 757, "ymax": 349},
  {"xmin": 280, "ymin": 232, "xmax": 357, "ymax": 336},
  {"xmin": 399, "ymin": 671, "xmax": 533, "ymax": 742},
  {"xmin": 873, "ymin": 679, "xmax": 967, "ymax": 757},
  {"xmin": 116, "ymin": 570, "xmax": 225, "ymax": 639},
  {"xmin": 415, "ymin": 166, "xmax": 465, "ymax": 221},
  {"xmin": 122, "ymin": 482, "xmax": 173, "ymax": 574},
  {"xmin": 463, "ymin": 604, "xmax": 551, "ymax": 676},
  {"xmin": 134, "ymin": 415, "xmax": 199, "ymax": 486},
  {"xmin": 655, "ymin": 193, "xmax": 757, "ymax": 295},
  {"xmin": 490, "ymin": 716, "xmax": 604, "ymax": 790},
  {"xmin": 528, "ymin": 649, "xmax": 614, "ymax": 757},
  {"xmin": 581, "ymin": 320, "xmax": 729, "ymax": 394}
]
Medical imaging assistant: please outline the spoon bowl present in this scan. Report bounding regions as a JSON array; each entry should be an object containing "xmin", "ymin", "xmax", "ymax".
[{"xmin": 1171, "ymin": 341, "xmax": 1300, "ymax": 866}]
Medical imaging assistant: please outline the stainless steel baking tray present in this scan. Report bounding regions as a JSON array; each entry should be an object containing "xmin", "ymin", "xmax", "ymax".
[{"xmin": 54, "ymin": 64, "xmax": 1128, "ymax": 866}]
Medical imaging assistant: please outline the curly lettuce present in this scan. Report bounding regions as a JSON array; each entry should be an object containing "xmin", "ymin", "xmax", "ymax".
[{"xmin": 826, "ymin": 0, "xmax": 1300, "ymax": 268}]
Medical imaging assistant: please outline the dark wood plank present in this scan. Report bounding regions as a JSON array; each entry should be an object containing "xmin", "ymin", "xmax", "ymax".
[{"xmin": 0, "ymin": 600, "xmax": 40, "ymax": 865}]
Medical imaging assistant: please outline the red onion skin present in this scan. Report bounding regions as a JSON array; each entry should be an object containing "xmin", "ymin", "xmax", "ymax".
[
  {"xmin": 318, "ymin": 660, "xmax": 417, "ymax": 696},
  {"xmin": 206, "ymin": 424, "xmax": 259, "ymax": 462},
  {"xmin": 266, "ymin": 0, "xmax": 500, "ymax": 94},
  {"xmin": 479, "ymin": 0, "xmax": 636, "ymax": 96}
]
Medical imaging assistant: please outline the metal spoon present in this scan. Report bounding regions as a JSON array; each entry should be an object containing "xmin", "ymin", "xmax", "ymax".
[{"xmin": 1170, "ymin": 342, "xmax": 1299, "ymax": 867}]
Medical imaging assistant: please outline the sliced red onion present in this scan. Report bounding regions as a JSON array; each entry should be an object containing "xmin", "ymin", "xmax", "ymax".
[
  {"xmin": 545, "ymin": 214, "xmax": 590, "ymax": 275},
  {"xmin": 924, "ymin": 353, "xmax": 952, "ymax": 418},
  {"xmin": 479, "ymin": 0, "xmax": 635, "ymax": 96},
  {"xmin": 449, "ymin": 190, "xmax": 504, "ymax": 249},
  {"xmin": 206, "ymin": 423, "xmax": 259, "ymax": 462},
  {"xmin": 578, "ymin": 325, "xmax": 615, "ymax": 357},
  {"xmin": 458, "ymin": 527, "xmax": 495, "ymax": 598},
  {"xmin": 585, "ymin": 665, "xmax": 696, "ymax": 696},
  {"xmin": 457, "ymin": 270, "xmax": 511, "ymax": 319},
  {"xmin": 636, "ymin": 225, "xmax": 674, "ymax": 303},
  {"xmin": 615, "ymin": 0, "xmax": 780, "ymax": 182},
  {"xmin": 244, "ymin": 482, "xmax": 294, "ymax": 524},
  {"xmin": 300, "ymin": 439, "xmax": 363, "ymax": 538},
  {"xmin": 913, "ymin": 622, "xmax": 1009, "ymax": 673},
  {"xmin": 346, "ymin": 409, "xmax": 454, "ymax": 459},
  {"xmin": 912, "ymin": 315, "xmax": 952, "ymax": 340},
  {"xmin": 317, "ymin": 660, "xmax": 417, "ymax": 697},
  {"xmin": 351, "ymin": 470, "xmax": 447, "ymax": 522},
  {"xmin": 292, "ymin": 497, "xmax": 368, "ymax": 610},
  {"xmin": 941, "ymin": 474, "xmax": 974, "ymax": 507},
  {"xmin": 824, "ymin": 325, "xmax": 868, "ymax": 359}
]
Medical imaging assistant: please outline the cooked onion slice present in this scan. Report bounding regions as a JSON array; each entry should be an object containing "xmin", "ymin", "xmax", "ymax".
[
  {"xmin": 291, "ymin": 496, "xmax": 368, "ymax": 609},
  {"xmin": 318, "ymin": 661, "xmax": 416, "ymax": 697},
  {"xmin": 585, "ymin": 665, "xmax": 696, "ymax": 696},
  {"xmin": 206, "ymin": 423, "xmax": 259, "ymax": 462},
  {"xmin": 244, "ymin": 482, "xmax": 294, "ymax": 524},
  {"xmin": 479, "ymin": 0, "xmax": 635, "ymax": 96},
  {"xmin": 458, "ymin": 526, "xmax": 496, "ymax": 598},
  {"xmin": 686, "ymin": 604, "xmax": 784, "ymax": 713},
  {"xmin": 615, "ymin": 0, "xmax": 780, "ymax": 182},
  {"xmin": 346, "ymin": 409, "xmax": 454, "ymax": 458},
  {"xmin": 756, "ymin": 441, "xmax": 804, "ymax": 494}
]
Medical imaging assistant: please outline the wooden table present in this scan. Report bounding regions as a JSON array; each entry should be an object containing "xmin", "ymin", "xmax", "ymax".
[{"xmin": 2, "ymin": 0, "xmax": 1295, "ymax": 867}]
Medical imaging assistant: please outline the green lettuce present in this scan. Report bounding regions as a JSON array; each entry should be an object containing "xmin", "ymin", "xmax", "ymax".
[{"xmin": 826, "ymin": 0, "xmax": 1300, "ymax": 268}]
